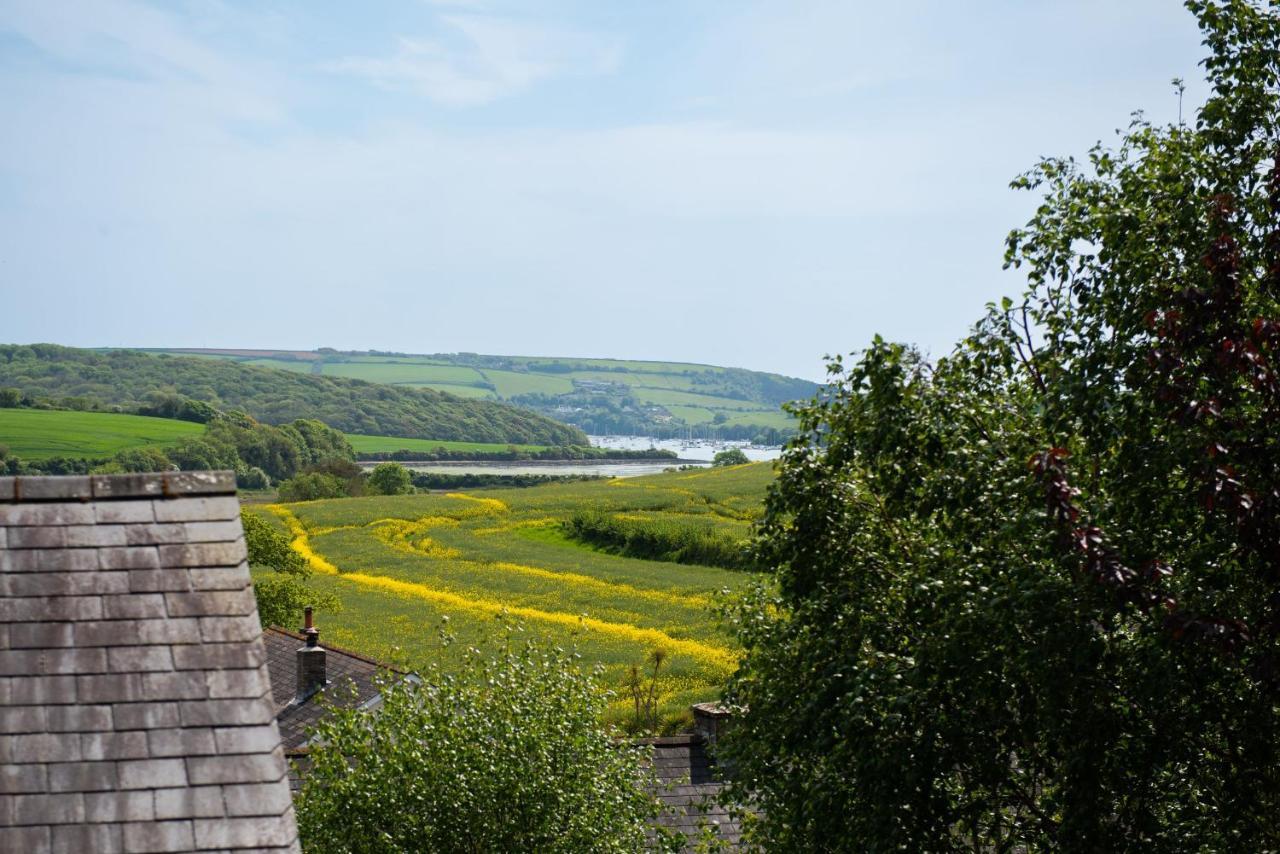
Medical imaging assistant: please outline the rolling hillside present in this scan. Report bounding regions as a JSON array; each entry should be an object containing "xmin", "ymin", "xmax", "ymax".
[
  {"xmin": 0, "ymin": 344, "xmax": 587, "ymax": 446},
  {"xmin": 149, "ymin": 348, "xmax": 816, "ymax": 439}
]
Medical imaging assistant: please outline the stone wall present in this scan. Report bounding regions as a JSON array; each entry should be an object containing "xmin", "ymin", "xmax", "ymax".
[{"xmin": 0, "ymin": 471, "xmax": 299, "ymax": 853}]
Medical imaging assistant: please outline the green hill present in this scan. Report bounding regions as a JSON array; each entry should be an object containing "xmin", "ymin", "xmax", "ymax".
[
  {"xmin": 0, "ymin": 344, "xmax": 587, "ymax": 446},
  {"xmin": 148, "ymin": 348, "xmax": 816, "ymax": 440},
  {"xmin": 0, "ymin": 408, "xmax": 203, "ymax": 461}
]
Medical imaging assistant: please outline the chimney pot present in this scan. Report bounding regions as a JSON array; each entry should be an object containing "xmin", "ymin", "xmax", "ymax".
[{"xmin": 302, "ymin": 605, "xmax": 319, "ymax": 648}]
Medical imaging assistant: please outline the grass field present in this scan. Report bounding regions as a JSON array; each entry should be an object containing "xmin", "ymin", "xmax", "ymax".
[
  {"xmin": 324, "ymin": 362, "xmax": 487, "ymax": 385},
  {"xmin": 0, "ymin": 409, "xmax": 203, "ymax": 460},
  {"xmin": 241, "ymin": 358, "xmax": 312, "ymax": 373},
  {"xmin": 346, "ymin": 434, "xmax": 551, "ymax": 454},
  {"xmin": 717, "ymin": 408, "xmax": 796, "ymax": 430},
  {"xmin": 476, "ymin": 368, "xmax": 576, "ymax": 398},
  {"xmin": 252, "ymin": 462, "xmax": 774, "ymax": 729}
]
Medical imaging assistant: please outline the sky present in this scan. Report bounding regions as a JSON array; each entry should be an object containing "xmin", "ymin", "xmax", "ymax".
[{"xmin": 0, "ymin": 1, "xmax": 1208, "ymax": 381}]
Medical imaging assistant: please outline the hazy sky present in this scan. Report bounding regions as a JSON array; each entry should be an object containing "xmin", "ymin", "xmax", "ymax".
[{"xmin": 0, "ymin": 1, "xmax": 1206, "ymax": 380}]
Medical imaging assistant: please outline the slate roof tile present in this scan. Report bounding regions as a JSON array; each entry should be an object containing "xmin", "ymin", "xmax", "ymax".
[
  {"xmin": 262, "ymin": 627, "xmax": 399, "ymax": 752},
  {"xmin": 0, "ymin": 471, "xmax": 300, "ymax": 852}
]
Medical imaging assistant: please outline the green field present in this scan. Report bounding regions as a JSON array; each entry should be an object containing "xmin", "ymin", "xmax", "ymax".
[
  {"xmin": 476, "ymin": 368, "xmax": 575, "ymax": 398},
  {"xmin": 347, "ymin": 434, "xmax": 551, "ymax": 454},
  {"xmin": 324, "ymin": 362, "xmax": 486, "ymax": 385},
  {"xmin": 254, "ymin": 462, "xmax": 774, "ymax": 728},
  {"xmin": 0, "ymin": 408, "xmax": 203, "ymax": 461}
]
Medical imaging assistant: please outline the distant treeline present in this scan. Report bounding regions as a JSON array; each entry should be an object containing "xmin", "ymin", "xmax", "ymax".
[
  {"xmin": 563, "ymin": 509, "xmax": 757, "ymax": 571},
  {"xmin": 0, "ymin": 344, "xmax": 587, "ymax": 446},
  {"xmin": 410, "ymin": 472, "xmax": 607, "ymax": 490},
  {"xmin": 357, "ymin": 446, "xmax": 677, "ymax": 462}
]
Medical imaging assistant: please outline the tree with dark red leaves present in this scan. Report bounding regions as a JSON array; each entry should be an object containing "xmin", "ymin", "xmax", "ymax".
[{"xmin": 721, "ymin": 3, "xmax": 1280, "ymax": 851}]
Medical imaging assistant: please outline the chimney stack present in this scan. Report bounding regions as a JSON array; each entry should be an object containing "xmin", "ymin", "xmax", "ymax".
[
  {"xmin": 691, "ymin": 701, "xmax": 735, "ymax": 775},
  {"xmin": 294, "ymin": 606, "xmax": 327, "ymax": 703},
  {"xmin": 691, "ymin": 702, "xmax": 732, "ymax": 748}
]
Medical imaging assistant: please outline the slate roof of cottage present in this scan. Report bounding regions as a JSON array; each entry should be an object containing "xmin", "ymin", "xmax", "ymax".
[
  {"xmin": 646, "ymin": 735, "xmax": 743, "ymax": 850},
  {"xmin": 264, "ymin": 626, "xmax": 402, "ymax": 751},
  {"xmin": 0, "ymin": 471, "xmax": 299, "ymax": 853}
]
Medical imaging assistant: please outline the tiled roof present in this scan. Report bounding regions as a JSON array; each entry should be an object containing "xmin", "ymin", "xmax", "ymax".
[
  {"xmin": 645, "ymin": 735, "xmax": 743, "ymax": 851},
  {"xmin": 263, "ymin": 627, "xmax": 401, "ymax": 752},
  {"xmin": 0, "ymin": 471, "xmax": 299, "ymax": 853}
]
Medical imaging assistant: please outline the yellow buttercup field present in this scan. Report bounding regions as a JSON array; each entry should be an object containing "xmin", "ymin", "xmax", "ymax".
[{"xmin": 252, "ymin": 462, "xmax": 772, "ymax": 728}]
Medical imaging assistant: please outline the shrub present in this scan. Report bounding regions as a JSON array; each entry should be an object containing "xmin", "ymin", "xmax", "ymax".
[
  {"xmin": 564, "ymin": 510, "xmax": 754, "ymax": 570},
  {"xmin": 97, "ymin": 446, "xmax": 173, "ymax": 474},
  {"xmin": 242, "ymin": 510, "xmax": 338, "ymax": 628},
  {"xmin": 295, "ymin": 629, "xmax": 677, "ymax": 853},
  {"xmin": 242, "ymin": 511, "xmax": 307, "ymax": 576},
  {"xmin": 712, "ymin": 448, "xmax": 749, "ymax": 467},
  {"xmin": 276, "ymin": 472, "xmax": 346, "ymax": 502},
  {"xmin": 236, "ymin": 466, "xmax": 271, "ymax": 491}
]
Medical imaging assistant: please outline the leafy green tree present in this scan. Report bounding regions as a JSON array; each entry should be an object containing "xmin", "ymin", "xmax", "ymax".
[
  {"xmin": 711, "ymin": 448, "xmax": 750, "ymax": 467},
  {"xmin": 137, "ymin": 393, "xmax": 219, "ymax": 423},
  {"xmin": 276, "ymin": 472, "xmax": 346, "ymax": 502},
  {"xmin": 366, "ymin": 461, "xmax": 413, "ymax": 495},
  {"xmin": 295, "ymin": 628, "xmax": 677, "ymax": 853},
  {"xmin": 241, "ymin": 510, "xmax": 338, "ymax": 628},
  {"xmin": 242, "ymin": 510, "xmax": 307, "ymax": 576},
  {"xmin": 237, "ymin": 466, "xmax": 271, "ymax": 491},
  {"xmin": 95, "ymin": 446, "xmax": 173, "ymax": 474},
  {"xmin": 722, "ymin": 3, "xmax": 1280, "ymax": 850},
  {"xmin": 305, "ymin": 456, "xmax": 364, "ymax": 496},
  {"xmin": 0, "ymin": 387, "xmax": 21, "ymax": 407},
  {"xmin": 166, "ymin": 432, "xmax": 239, "ymax": 473}
]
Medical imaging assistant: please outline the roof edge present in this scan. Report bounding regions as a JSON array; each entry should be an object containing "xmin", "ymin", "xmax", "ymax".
[
  {"xmin": 265, "ymin": 626, "xmax": 409, "ymax": 675},
  {"xmin": 0, "ymin": 470, "xmax": 237, "ymax": 503}
]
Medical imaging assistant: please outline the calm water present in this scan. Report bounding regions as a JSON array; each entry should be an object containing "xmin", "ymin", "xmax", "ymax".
[
  {"xmin": 364, "ymin": 435, "xmax": 783, "ymax": 479},
  {"xmin": 589, "ymin": 435, "xmax": 783, "ymax": 463}
]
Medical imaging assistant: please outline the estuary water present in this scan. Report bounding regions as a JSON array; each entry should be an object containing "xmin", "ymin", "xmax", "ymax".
[
  {"xmin": 589, "ymin": 435, "xmax": 783, "ymax": 463},
  {"xmin": 364, "ymin": 436, "xmax": 784, "ymax": 479}
]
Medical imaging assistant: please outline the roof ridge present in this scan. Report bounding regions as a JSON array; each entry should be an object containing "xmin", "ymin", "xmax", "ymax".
[{"xmin": 0, "ymin": 470, "xmax": 237, "ymax": 502}]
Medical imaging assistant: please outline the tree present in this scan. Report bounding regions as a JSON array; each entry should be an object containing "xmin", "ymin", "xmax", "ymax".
[
  {"xmin": 237, "ymin": 466, "xmax": 271, "ymax": 491},
  {"xmin": 276, "ymin": 472, "xmax": 346, "ymax": 502},
  {"xmin": 295, "ymin": 628, "xmax": 677, "ymax": 853},
  {"xmin": 97, "ymin": 446, "xmax": 173, "ymax": 474},
  {"xmin": 241, "ymin": 510, "xmax": 338, "ymax": 628},
  {"xmin": 722, "ymin": 3, "xmax": 1280, "ymax": 850},
  {"xmin": 366, "ymin": 461, "xmax": 413, "ymax": 495},
  {"xmin": 305, "ymin": 457, "xmax": 364, "ymax": 496},
  {"xmin": 712, "ymin": 448, "xmax": 750, "ymax": 467}
]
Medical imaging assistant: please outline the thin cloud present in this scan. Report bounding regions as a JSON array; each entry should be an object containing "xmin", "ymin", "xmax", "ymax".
[
  {"xmin": 0, "ymin": 0, "xmax": 284, "ymax": 122},
  {"xmin": 326, "ymin": 13, "xmax": 621, "ymax": 106}
]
